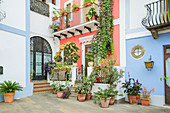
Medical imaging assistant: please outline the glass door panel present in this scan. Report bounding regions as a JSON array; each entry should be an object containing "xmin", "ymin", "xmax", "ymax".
[
  {"xmin": 166, "ymin": 58, "xmax": 170, "ymax": 87},
  {"xmin": 36, "ymin": 52, "xmax": 42, "ymax": 76}
]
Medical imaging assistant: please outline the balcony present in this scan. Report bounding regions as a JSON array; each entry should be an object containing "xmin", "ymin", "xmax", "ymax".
[
  {"xmin": 51, "ymin": 2, "xmax": 99, "ymax": 39},
  {"xmin": 30, "ymin": 0, "xmax": 49, "ymax": 17},
  {"xmin": 142, "ymin": 0, "xmax": 170, "ymax": 39}
]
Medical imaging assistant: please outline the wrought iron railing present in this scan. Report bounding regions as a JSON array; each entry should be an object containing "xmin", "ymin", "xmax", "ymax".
[
  {"xmin": 53, "ymin": 2, "xmax": 99, "ymax": 31},
  {"xmin": 30, "ymin": 0, "xmax": 49, "ymax": 17},
  {"xmin": 142, "ymin": 0, "xmax": 170, "ymax": 28}
]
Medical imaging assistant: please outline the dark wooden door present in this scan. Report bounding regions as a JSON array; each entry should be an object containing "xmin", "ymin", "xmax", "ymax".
[
  {"xmin": 85, "ymin": 44, "xmax": 92, "ymax": 76},
  {"xmin": 164, "ymin": 45, "xmax": 170, "ymax": 105}
]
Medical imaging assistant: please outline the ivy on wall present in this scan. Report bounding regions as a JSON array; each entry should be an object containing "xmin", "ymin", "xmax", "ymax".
[{"xmin": 91, "ymin": 0, "xmax": 114, "ymax": 58}]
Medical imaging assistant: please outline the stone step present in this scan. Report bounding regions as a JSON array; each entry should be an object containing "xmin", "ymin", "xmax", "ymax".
[
  {"xmin": 33, "ymin": 90, "xmax": 53, "ymax": 95},
  {"xmin": 34, "ymin": 82, "xmax": 50, "ymax": 85},
  {"xmin": 33, "ymin": 80, "xmax": 48, "ymax": 83},
  {"xmin": 33, "ymin": 88, "xmax": 53, "ymax": 92},
  {"xmin": 34, "ymin": 85, "xmax": 52, "ymax": 89},
  {"xmin": 33, "ymin": 87, "xmax": 53, "ymax": 91}
]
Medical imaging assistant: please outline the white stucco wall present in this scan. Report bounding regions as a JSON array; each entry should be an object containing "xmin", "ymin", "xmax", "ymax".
[
  {"xmin": 0, "ymin": 30, "xmax": 26, "ymax": 87},
  {"xmin": 30, "ymin": 10, "xmax": 60, "ymax": 59},
  {"xmin": 1, "ymin": 0, "xmax": 26, "ymax": 31}
]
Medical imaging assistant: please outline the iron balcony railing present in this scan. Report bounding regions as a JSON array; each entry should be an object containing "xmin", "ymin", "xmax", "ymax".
[
  {"xmin": 53, "ymin": 2, "xmax": 99, "ymax": 31},
  {"xmin": 142, "ymin": 0, "xmax": 170, "ymax": 29}
]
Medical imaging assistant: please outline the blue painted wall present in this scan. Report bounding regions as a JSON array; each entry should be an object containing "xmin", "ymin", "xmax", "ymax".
[
  {"xmin": 126, "ymin": 32, "xmax": 170, "ymax": 96},
  {"xmin": 0, "ymin": 0, "xmax": 33, "ymax": 102}
]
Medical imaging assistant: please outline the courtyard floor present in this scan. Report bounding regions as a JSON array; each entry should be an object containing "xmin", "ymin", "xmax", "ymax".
[{"xmin": 0, "ymin": 94, "xmax": 170, "ymax": 113}]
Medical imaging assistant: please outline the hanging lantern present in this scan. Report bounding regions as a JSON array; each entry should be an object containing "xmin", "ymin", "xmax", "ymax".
[{"xmin": 144, "ymin": 56, "xmax": 154, "ymax": 71}]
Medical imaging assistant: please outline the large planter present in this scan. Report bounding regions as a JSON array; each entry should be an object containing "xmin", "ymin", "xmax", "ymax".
[
  {"xmin": 109, "ymin": 96, "xmax": 115, "ymax": 105},
  {"xmin": 4, "ymin": 92, "xmax": 15, "ymax": 103},
  {"xmin": 86, "ymin": 93, "xmax": 92, "ymax": 100},
  {"xmin": 57, "ymin": 91, "xmax": 64, "ymax": 98},
  {"xmin": 73, "ymin": 63, "xmax": 78, "ymax": 67},
  {"xmin": 77, "ymin": 93, "xmax": 86, "ymax": 102},
  {"xmin": 88, "ymin": 62, "xmax": 94, "ymax": 67},
  {"xmin": 100, "ymin": 98, "xmax": 110, "ymax": 108},
  {"xmin": 141, "ymin": 98, "xmax": 151, "ymax": 106}
]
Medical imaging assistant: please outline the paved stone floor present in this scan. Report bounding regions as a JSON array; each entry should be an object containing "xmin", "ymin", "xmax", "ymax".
[{"xmin": 0, "ymin": 94, "xmax": 170, "ymax": 113}]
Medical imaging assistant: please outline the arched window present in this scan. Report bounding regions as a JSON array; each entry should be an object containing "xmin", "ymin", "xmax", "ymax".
[{"xmin": 30, "ymin": 36, "xmax": 52, "ymax": 80}]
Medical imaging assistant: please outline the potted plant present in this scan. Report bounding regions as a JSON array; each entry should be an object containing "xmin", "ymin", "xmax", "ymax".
[
  {"xmin": 60, "ymin": 8, "xmax": 68, "ymax": 16},
  {"xmin": 71, "ymin": 52, "xmax": 80, "ymax": 67},
  {"xmin": 141, "ymin": 87, "xmax": 155, "ymax": 106},
  {"xmin": 0, "ymin": 81, "xmax": 23, "ymax": 103},
  {"xmin": 83, "ymin": 0, "xmax": 95, "ymax": 7},
  {"xmin": 52, "ymin": 11, "xmax": 58, "ymax": 21},
  {"xmin": 54, "ymin": 51, "xmax": 62, "ymax": 64},
  {"xmin": 86, "ymin": 8, "xmax": 98, "ymax": 21},
  {"xmin": 49, "ymin": 23, "xmax": 61, "ymax": 32},
  {"xmin": 75, "ymin": 75, "xmax": 90, "ymax": 102},
  {"xmin": 30, "ymin": 70, "xmax": 34, "ymax": 82},
  {"xmin": 108, "ymin": 89, "xmax": 119, "ymax": 105},
  {"xmin": 75, "ymin": 85, "xmax": 87, "ymax": 102},
  {"xmin": 94, "ymin": 87, "xmax": 111, "ymax": 108},
  {"xmin": 72, "ymin": 4, "xmax": 79, "ymax": 12},
  {"xmin": 56, "ymin": 83, "xmax": 65, "ymax": 98},
  {"xmin": 52, "ymin": 83, "xmax": 57, "ymax": 94},
  {"xmin": 131, "ymin": 79, "xmax": 142, "ymax": 105},
  {"xmin": 85, "ymin": 50, "xmax": 94, "ymax": 67}
]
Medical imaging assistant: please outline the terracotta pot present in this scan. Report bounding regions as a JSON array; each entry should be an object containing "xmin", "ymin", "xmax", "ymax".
[
  {"xmin": 136, "ymin": 95, "xmax": 140, "ymax": 104},
  {"xmin": 87, "ymin": 1, "xmax": 92, "ymax": 6},
  {"xmin": 30, "ymin": 79, "xmax": 32, "ymax": 82},
  {"xmin": 75, "ymin": 7, "xmax": 79, "ymax": 11},
  {"xmin": 100, "ymin": 98, "xmax": 110, "ymax": 108},
  {"xmin": 109, "ymin": 96, "xmax": 115, "ymax": 105},
  {"xmin": 52, "ymin": 16, "xmax": 58, "ymax": 21},
  {"xmin": 88, "ymin": 62, "xmax": 93, "ymax": 67},
  {"xmin": 91, "ymin": 16, "xmax": 96, "ymax": 20},
  {"xmin": 73, "ymin": 63, "xmax": 78, "ymax": 67},
  {"xmin": 86, "ymin": 94, "xmax": 92, "ymax": 100},
  {"xmin": 53, "ymin": 89, "xmax": 57, "ymax": 94},
  {"xmin": 86, "ymin": 19, "xmax": 89, "ymax": 22},
  {"xmin": 141, "ymin": 98, "xmax": 151, "ymax": 106},
  {"xmin": 77, "ymin": 93, "xmax": 86, "ymax": 102},
  {"xmin": 131, "ymin": 95, "xmax": 137, "ymax": 105},
  {"xmin": 57, "ymin": 91, "xmax": 64, "ymax": 98},
  {"xmin": 64, "ymin": 12, "xmax": 68, "ymax": 16},
  {"xmin": 58, "ymin": 28, "xmax": 61, "ymax": 31},
  {"xmin": 128, "ymin": 95, "xmax": 132, "ymax": 104},
  {"xmin": 4, "ymin": 92, "xmax": 15, "ymax": 103}
]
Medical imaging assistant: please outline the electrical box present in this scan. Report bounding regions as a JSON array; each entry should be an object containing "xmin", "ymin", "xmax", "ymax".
[{"xmin": 0, "ymin": 66, "xmax": 3, "ymax": 74}]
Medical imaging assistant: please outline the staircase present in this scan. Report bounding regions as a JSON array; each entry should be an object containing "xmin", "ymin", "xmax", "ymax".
[{"xmin": 33, "ymin": 80, "xmax": 53, "ymax": 95}]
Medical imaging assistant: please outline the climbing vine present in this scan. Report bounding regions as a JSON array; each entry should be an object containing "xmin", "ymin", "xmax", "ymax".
[{"xmin": 91, "ymin": 0, "xmax": 114, "ymax": 58}]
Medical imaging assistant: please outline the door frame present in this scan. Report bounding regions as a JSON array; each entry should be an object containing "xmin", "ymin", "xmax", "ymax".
[
  {"xmin": 164, "ymin": 45, "xmax": 170, "ymax": 105},
  {"xmin": 31, "ymin": 37, "xmax": 52, "ymax": 80}
]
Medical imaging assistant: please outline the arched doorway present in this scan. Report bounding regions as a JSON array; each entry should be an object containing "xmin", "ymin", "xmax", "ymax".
[{"xmin": 30, "ymin": 36, "xmax": 52, "ymax": 80}]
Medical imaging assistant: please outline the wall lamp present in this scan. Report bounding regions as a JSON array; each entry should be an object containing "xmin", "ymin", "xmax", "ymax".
[{"xmin": 144, "ymin": 56, "xmax": 154, "ymax": 71}]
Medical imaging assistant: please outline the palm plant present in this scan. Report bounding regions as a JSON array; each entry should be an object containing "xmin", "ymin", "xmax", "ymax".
[{"xmin": 0, "ymin": 81, "xmax": 23, "ymax": 94}]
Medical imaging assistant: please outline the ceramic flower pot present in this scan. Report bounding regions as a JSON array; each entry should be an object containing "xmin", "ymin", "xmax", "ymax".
[
  {"xmin": 141, "ymin": 98, "xmax": 151, "ymax": 106},
  {"xmin": 57, "ymin": 91, "xmax": 64, "ymax": 98},
  {"xmin": 100, "ymin": 98, "xmax": 110, "ymax": 108},
  {"xmin": 52, "ymin": 16, "xmax": 58, "ymax": 21},
  {"xmin": 75, "ymin": 7, "xmax": 79, "ymax": 11},
  {"xmin": 109, "ymin": 96, "xmax": 115, "ymax": 105},
  {"xmin": 4, "ymin": 92, "xmax": 15, "ymax": 103},
  {"xmin": 86, "ymin": 94, "xmax": 92, "ymax": 100},
  {"xmin": 77, "ymin": 93, "xmax": 86, "ymax": 102},
  {"xmin": 86, "ymin": 19, "xmax": 89, "ymax": 22},
  {"xmin": 88, "ymin": 62, "xmax": 93, "ymax": 67},
  {"xmin": 73, "ymin": 63, "xmax": 78, "ymax": 67}
]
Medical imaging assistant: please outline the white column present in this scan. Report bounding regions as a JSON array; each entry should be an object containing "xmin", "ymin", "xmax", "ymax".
[
  {"xmin": 72, "ymin": 67, "xmax": 78, "ymax": 85},
  {"xmin": 87, "ymin": 67, "xmax": 94, "ymax": 77}
]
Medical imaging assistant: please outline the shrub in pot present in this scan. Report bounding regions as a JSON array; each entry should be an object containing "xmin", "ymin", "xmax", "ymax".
[
  {"xmin": 56, "ymin": 83, "xmax": 65, "ymax": 98},
  {"xmin": 75, "ymin": 85, "xmax": 87, "ymax": 102},
  {"xmin": 85, "ymin": 50, "xmax": 94, "ymax": 67},
  {"xmin": 0, "ymin": 81, "xmax": 23, "ymax": 103},
  {"xmin": 70, "ymin": 52, "xmax": 80, "ymax": 67},
  {"xmin": 52, "ymin": 83, "xmax": 57, "ymax": 94},
  {"xmin": 94, "ymin": 87, "xmax": 111, "ymax": 108},
  {"xmin": 109, "ymin": 90, "xmax": 119, "ymax": 105},
  {"xmin": 141, "ymin": 87, "xmax": 155, "ymax": 106}
]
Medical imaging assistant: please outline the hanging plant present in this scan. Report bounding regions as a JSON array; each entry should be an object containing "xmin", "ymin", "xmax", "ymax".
[{"xmin": 91, "ymin": 0, "xmax": 114, "ymax": 59}]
